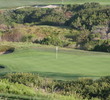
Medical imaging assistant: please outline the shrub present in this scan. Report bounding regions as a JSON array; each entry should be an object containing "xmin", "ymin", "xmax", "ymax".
[
  {"xmin": 38, "ymin": 36, "xmax": 69, "ymax": 47},
  {"xmin": 0, "ymin": 45, "xmax": 15, "ymax": 53},
  {"xmin": 0, "ymin": 80, "xmax": 36, "ymax": 96},
  {"xmin": 2, "ymin": 73, "xmax": 110, "ymax": 100}
]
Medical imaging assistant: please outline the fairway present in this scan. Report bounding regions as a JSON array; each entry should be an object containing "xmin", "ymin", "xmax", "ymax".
[
  {"xmin": 0, "ymin": 0, "xmax": 110, "ymax": 9},
  {"xmin": 0, "ymin": 44, "xmax": 110, "ymax": 80}
]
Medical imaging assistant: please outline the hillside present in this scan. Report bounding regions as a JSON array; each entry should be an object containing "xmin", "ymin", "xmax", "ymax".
[{"xmin": 0, "ymin": 2, "xmax": 110, "ymax": 100}]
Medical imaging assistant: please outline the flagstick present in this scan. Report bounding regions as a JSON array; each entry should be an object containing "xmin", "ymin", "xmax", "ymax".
[{"xmin": 56, "ymin": 46, "xmax": 58, "ymax": 59}]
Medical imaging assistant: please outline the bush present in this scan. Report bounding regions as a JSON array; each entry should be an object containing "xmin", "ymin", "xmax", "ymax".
[
  {"xmin": 38, "ymin": 36, "xmax": 69, "ymax": 47},
  {"xmin": 0, "ymin": 80, "xmax": 36, "ymax": 96},
  {"xmin": 0, "ymin": 45, "xmax": 15, "ymax": 53},
  {"xmin": 93, "ymin": 41, "xmax": 110, "ymax": 52},
  {"xmin": 21, "ymin": 34, "xmax": 36, "ymax": 42},
  {"xmin": 4, "ymin": 73, "xmax": 43, "ymax": 87},
  {"xmin": 2, "ymin": 73, "xmax": 110, "ymax": 100}
]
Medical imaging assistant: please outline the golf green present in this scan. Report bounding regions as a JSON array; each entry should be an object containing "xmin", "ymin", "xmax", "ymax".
[{"xmin": 0, "ymin": 46, "xmax": 110, "ymax": 80}]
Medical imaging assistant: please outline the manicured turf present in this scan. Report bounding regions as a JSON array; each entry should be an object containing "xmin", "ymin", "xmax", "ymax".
[
  {"xmin": 0, "ymin": 0, "xmax": 110, "ymax": 9},
  {"xmin": 0, "ymin": 43, "xmax": 110, "ymax": 80}
]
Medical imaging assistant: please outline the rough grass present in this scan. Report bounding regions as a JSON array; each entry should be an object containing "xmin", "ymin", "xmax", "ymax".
[
  {"xmin": 0, "ymin": 93, "xmax": 79, "ymax": 100},
  {"xmin": 0, "ymin": 0, "xmax": 110, "ymax": 9},
  {"xmin": 0, "ymin": 42, "xmax": 110, "ymax": 80}
]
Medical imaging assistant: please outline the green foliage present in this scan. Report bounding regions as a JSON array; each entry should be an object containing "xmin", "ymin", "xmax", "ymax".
[
  {"xmin": 21, "ymin": 34, "xmax": 36, "ymax": 42},
  {"xmin": 0, "ymin": 45, "xmax": 15, "ymax": 52},
  {"xmin": 66, "ymin": 3, "xmax": 110, "ymax": 30},
  {"xmin": 5, "ymin": 3, "xmax": 110, "ymax": 29},
  {"xmin": 88, "ymin": 33, "xmax": 101, "ymax": 41},
  {"xmin": 0, "ymin": 14, "xmax": 5, "ymax": 25},
  {"xmin": 2, "ymin": 73, "xmax": 110, "ymax": 100},
  {"xmin": 40, "ymin": 9, "xmax": 67, "ymax": 25},
  {"xmin": 83, "ymin": 41, "xmax": 99, "ymax": 50},
  {"xmin": 0, "ymin": 25, "xmax": 78, "ymax": 47},
  {"xmin": 4, "ymin": 73, "xmax": 44, "ymax": 88},
  {"xmin": 0, "ymin": 79, "xmax": 36, "ymax": 96},
  {"xmin": 38, "ymin": 36, "xmax": 69, "ymax": 47},
  {"xmin": 80, "ymin": 39, "xmax": 110, "ymax": 52},
  {"xmin": 93, "ymin": 41, "xmax": 110, "ymax": 52},
  {"xmin": 0, "ymin": 3, "xmax": 110, "ymax": 52},
  {"xmin": 9, "ymin": 8, "xmax": 67, "ymax": 26}
]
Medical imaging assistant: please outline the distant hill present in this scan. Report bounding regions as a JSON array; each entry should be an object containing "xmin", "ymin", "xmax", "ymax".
[{"xmin": 0, "ymin": 0, "xmax": 110, "ymax": 9}]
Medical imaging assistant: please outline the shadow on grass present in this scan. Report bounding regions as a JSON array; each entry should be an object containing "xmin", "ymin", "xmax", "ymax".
[
  {"xmin": 0, "ymin": 71, "xmax": 100, "ymax": 80},
  {"xmin": 0, "ymin": 65, "xmax": 5, "ymax": 69},
  {"xmin": 0, "ymin": 65, "xmax": 11, "ymax": 77},
  {"xmin": 31, "ymin": 71, "xmax": 100, "ymax": 80}
]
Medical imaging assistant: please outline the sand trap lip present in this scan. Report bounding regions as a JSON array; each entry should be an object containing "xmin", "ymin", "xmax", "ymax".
[
  {"xmin": 0, "ymin": 46, "xmax": 15, "ymax": 55},
  {"xmin": 0, "ymin": 50, "xmax": 14, "ymax": 55},
  {"xmin": 35, "ymin": 5, "xmax": 59, "ymax": 8},
  {"xmin": 15, "ymin": 5, "xmax": 59, "ymax": 10},
  {"xmin": 0, "ymin": 52, "xmax": 5, "ymax": 55}
]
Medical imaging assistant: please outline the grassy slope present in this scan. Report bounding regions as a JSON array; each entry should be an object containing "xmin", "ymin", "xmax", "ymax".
[
  {"xmin": 0, "ymin": 93, "xmax": 79, "ymax": 100},
  {"xmin": 0, "ymin": 0, "xmax": 110, "ymax": 9},
  {"xmin": 0, "ymin": 42, "xmax": 110, "ymax": 80}
]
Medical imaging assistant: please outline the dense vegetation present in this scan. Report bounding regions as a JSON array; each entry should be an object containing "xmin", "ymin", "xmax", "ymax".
[
  {"xmin": 0, "ymin": 73, "xmax": 110, "ymax": 100},
  {"xmin": 0, "ymin": 3, "xmax": 110, "ymax": 100},
  {"xmin": 0, "ymin": 45, "xmax": 15, "ymax": 53},
  {"xmin": 0, "ymin": 3, "xmax": 110, "ymax": 52}
]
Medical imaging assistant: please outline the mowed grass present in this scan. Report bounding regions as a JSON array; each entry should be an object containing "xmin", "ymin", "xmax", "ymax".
[
  {"xmin": 0, "ymin": 42, "xmax": 110, "ymax": 80},
  {"xmin": 0, "ymin": 0, "xmax": 110, "ymax": 9}
]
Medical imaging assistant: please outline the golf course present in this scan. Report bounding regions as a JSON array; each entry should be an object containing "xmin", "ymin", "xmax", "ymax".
[
  {"xmin": 0, "ymin": 2, "xmax": 110, "ymax": 99},
  {"xmin": 0, "ymin": 0, "xmax": 110, "ymax": 9},
  {"xmin": 0, "ymin": 42, "xmax": 110, "ymax": 80}
]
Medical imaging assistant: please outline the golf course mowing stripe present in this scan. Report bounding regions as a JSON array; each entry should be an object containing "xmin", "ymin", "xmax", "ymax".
[{"xmin": 0, "ymin": 47, "xmax": 110, "ymax": 79}]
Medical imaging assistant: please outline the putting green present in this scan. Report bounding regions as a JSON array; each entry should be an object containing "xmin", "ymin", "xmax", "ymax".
[{"xmin": 0, "ymin": 46, "xmax": 110, "ymax": 80}]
